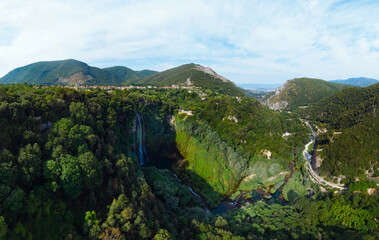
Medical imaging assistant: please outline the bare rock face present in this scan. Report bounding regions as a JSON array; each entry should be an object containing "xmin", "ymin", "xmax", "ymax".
[
  {"xmin": 223, "ymin": 116, "xmax": 238, "ymax": 123},
  {"xmin": 57, "ymin": 72, "xmax": 93, "ymax": 84},
  {"xmin": 261, "ymin": 80, "xmax": 291, "ymax": 110},
  {"xmin": 195, "ymin": 65, "xmax": 230, "ymax": 82},
  {"xmin": 261, "ymin": 149, "xmax": 272, "ymax": 159},
  {"xmin": 270, "ymin": 101, "xmax": 289, "ymax": 111}
]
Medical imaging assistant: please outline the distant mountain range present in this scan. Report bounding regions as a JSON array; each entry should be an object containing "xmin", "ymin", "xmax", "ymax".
[
  {"xmin": 261, "ymin": 78, "xmax": 350, "ymax": 111},
  {"xmin": 0, "ymin": 59, "xmax": 125, "ymax": 85},
  {"xmin": 0, "ymin": 59, "xmax": 244, "ymax": 96},
  {"xmin": 329, "ymin": 77, "xmax": 378, "ymax": 87},
  {"xmin": 0, "ymin": 59, "xmax": 158, "ymax": 85},
  {"xmin": 3, "ymin": 59, "xmax": 376, "ymax": 99},
  {"xmin": 236, "ymin": 83, "xmax": 282, "ymax": 90}
]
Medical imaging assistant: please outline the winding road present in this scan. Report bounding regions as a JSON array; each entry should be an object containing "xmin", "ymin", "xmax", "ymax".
[
  {"xmin": 367, "ymin": 177, "xmax": 379, "ymax": 183},
  {"xmin": 303, "ymin": 122, "xmax": 347, "ymax": 190}
]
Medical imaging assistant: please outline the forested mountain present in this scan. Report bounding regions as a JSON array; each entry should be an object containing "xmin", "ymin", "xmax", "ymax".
[
  {"xmin": 0, "ymin": 60, "xmax": 245, "ymax": 96},
  {"xmin": 301, "ymin": 83, "xmax": 379, "ymax": 185},
  {"xmin": 261, "ymin": 78, "xmax": 349, "ymax": 110},
  {"xmin": 0, "ymin": 59, "xmax": 123, "ymax": 85},
  {"xmin": 103, "ymin": 66, "xmax": 157, "ymax": 84},
  {"xmin": 134, "ymin": 63, "xmax": 245, "ymax": 96},
  {"xmin": 0, "ymin": 84, "xmax": 378, "ymax": 239},
  {"xmin": 330, "ymin": 77, "xmax": 379, "ymax": 87}
]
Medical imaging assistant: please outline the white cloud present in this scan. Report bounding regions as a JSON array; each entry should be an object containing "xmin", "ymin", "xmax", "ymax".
[{"xmin": 0, "ymin": 0, "xmax": 378, "ymax": 84}]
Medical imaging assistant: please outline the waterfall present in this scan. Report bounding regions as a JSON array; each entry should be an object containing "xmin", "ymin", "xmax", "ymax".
[{"xmin": 135, "ymin": 113, "xmax": 149, "ymax": 165}]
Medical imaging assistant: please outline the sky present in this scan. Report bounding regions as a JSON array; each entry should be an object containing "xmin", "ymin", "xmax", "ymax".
[{"xmin": 0, "ymin": 0, "xmax": 379, "ymax": 84}]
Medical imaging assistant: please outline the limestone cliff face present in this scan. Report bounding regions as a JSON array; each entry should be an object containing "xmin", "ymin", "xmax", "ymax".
[
  {"xmin": 195, "ymin": 65, "xmax": 230, "ymax": 82},
  {"xmin": 261, "ymin": 80, "xmax": 290, "ymax": 110}
]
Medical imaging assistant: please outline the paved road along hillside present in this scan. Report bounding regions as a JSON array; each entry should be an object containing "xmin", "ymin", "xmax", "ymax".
[{"xmin": 303, "ymin": 122, "xmax": 347, "ymax": 190}]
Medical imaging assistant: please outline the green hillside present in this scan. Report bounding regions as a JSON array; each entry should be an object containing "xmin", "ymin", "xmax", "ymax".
[
  {"xmin": 0, "ymin": 85, "xmax": 378, "ymax": 239},
  {"xmin": 302, "ymin": 83, "xmax": 379, "ymax": 184},
  {"xmin": 0, "ymin": 61, "xmax": 245, "ymax": 96},
  {"xmin": 0, "ymin": 59, "xmax": 123, "ymax": 85},
  {"xmin": 136, "ymin": 63, "xmax": 245, "ymax": 96},
  {"xmin": 138, "ymin": 69, "xmax": 158, "ymax": 77},
  {"xmin": 103, "ymin": 66, "xmax": 157, "ymax": 84},
  {"xmin": 170, "ymin": 95, "xmax": 310, "ymax": 206},
  {"xmin": 261, "ymin": 78, "xmax": 350, "ymax": 110}
]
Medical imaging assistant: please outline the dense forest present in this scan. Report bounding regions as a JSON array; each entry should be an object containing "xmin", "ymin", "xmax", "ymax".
[
  {"xmin": 172, "ymin": 95, "xmax": 311, "ymax": 205},
  {"xmin": 301, "ymin": 83, "xmax": 379, "ymax": 184},
  {"xmin": 0, "ymin": 60, "xmax": 124, "ymax": 85},
  {"xmin": 0, "ymin": 84, "xmax": 378, "ymax": 239}
]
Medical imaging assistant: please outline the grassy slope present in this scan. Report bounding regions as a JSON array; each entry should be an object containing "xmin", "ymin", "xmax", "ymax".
[
  {"xmin": 263, "ymin": 78, "xmax": 350, "ymax": 110},
  {"xmin": 302, "ymin": 83, "xmax": 379, "ymax": 181},
  {"xmin": 136, "ymin": 64, "xmax": 245, "ymax": 96},
  {"xmin": 175, "ymin": 128, "xmax": 239, "ymax": 206},
  {"xmin": 0, "ymin": 59, "xmax": 123, "ymax": 85},
  {"xmin": 172, "ymin": 96, "xmax": 309, "ymax": 204}
]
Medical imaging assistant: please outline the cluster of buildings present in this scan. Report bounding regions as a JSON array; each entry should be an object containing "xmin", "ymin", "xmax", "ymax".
[{"xmin": 36, "ymin": 84, "xmax": 199, "ymax": 92}]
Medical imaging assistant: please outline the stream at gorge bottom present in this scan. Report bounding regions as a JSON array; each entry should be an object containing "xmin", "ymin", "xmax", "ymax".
[
  {"xmin": 145, "ymin": 157, "xmax": 288, "ymax": 214},
  {"xmin": 133, "ymin": 113, "xmax": 289, "ymax": 214}
]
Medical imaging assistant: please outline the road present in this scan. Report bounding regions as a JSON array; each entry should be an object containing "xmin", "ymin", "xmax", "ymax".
[
  {"xmin": 367, "ymin": 177, "xmax": 379, "ymax": 183},
  {"xmin": 303, "ymin": 122, "xmax": 347, "ymax": 190}
]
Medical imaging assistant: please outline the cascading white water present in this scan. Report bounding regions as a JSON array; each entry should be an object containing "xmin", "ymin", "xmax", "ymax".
[
  {"xmin": 134, "ymin": 113, "xmax": 209, "ymax": 211},
  {"xmin": 135, "ymin": 113, "xmax": 149, "ymax": 165}
]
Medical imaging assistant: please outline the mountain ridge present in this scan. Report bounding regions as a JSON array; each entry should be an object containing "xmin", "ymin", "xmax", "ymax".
[
  {"xmin": 123, "ymin": 63, "xmax": 245, "ymax": 96},
  {"xmin": 0, "ymin": 59, "xmax": 123, "ymax": 85},
  {"xmin": 102, "ymin": 66, "xmax": 158, "ymax": 84},
  {"xmin": 330, "ymin": 77, "xmax": 378, "ymax": 87},
  {"xmin": 0, "ymin": 60, "xmax": 243, "ymax": 96},
  {"xmin": 261, "ymin": 77, "xmax": 350, "ymax": 110}
]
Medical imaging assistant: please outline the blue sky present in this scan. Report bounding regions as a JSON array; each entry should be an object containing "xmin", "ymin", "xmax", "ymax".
[{"xmin": 0, "ymin": 0, "xmax": 379, "ymax": 84}]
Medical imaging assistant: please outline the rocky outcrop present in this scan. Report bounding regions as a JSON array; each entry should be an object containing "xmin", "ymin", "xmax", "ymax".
[
  {"xmin": 223, "ymin": 116, "xmax": 238, "ymax": 123},
  {"xmin": 261, "ymin": 149, "xmax": 272, "ymax": 159},
  {"xmin": 195, "ymin": 65, "xmax": 230, "ymax": 82},
  {"xmin": 57, "ymin": 72, "xmax": 93, "ymax": 84},
  {"xmin": 270, "ymin": 100, "xmax": 289, "ymax": 110},
  {"xmin": 261, "ymin": 80, "xmax": 290, "ymax": 110}
]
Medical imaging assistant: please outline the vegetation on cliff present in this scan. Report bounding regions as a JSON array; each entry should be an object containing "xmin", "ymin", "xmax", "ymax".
[{"xmin": 0, "ymin": 84, "xmax": 378, "ymax": 239}]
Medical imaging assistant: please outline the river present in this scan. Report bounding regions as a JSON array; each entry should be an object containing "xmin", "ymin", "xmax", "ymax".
[
  {"xmin": 303, "ymin": 121, "xmax": 347, "ymax": 190},
  {"xmin": 135, "ymin": 113, "xmax": 289, "ymax": 214}
]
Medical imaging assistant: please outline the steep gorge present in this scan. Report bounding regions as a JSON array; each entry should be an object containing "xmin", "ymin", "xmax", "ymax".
[{"xmin": 134, "ymin": 108, "xmax": 310, "ymax": 209}]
